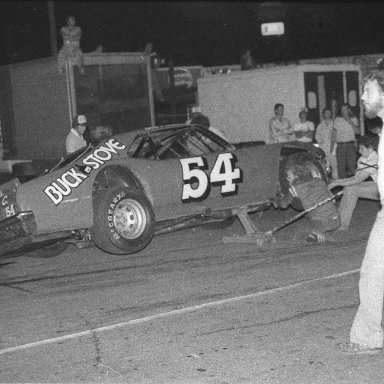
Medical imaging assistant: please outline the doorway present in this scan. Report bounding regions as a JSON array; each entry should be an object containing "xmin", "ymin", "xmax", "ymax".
[{"xmin": 304, "ymin": 71, "xmax": 360, "ymax": 128}]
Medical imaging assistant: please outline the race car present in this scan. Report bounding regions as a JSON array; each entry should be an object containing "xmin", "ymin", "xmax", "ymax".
[{"xmin": 0, "ymin": 123, "xmax": 327, "ymax": 256}]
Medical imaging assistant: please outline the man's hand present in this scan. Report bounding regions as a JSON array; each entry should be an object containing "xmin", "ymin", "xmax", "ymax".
[{"xmin": 272, "ymin": 192, "xmax": 292, "ymax": 209}]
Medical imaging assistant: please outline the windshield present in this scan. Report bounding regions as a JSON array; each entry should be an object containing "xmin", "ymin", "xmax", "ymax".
[{"xmin": 48, "ymin": 144, "xmax": 94, "ymax": 172}]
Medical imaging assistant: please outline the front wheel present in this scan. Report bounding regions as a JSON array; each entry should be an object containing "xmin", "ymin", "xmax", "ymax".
[{"xmin": 91, "ymin": 187, "xmax": 155, "ymax": 254}]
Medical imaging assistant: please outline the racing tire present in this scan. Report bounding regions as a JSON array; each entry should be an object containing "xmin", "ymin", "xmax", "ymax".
[
  {"xmin": 91, "ymin": 187, "xmax": 155, "ymax": 255},
  {"xmin": 281, "ymin": 152, "xmax": 327, "ymax": 211}
]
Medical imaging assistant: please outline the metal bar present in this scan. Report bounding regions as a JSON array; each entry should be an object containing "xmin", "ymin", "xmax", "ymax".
[
  {"xmin": 65, "ymin": 61, "xmax": 74, "ymax": 126},
  {"xmin": 146, "ymin": 55, "xmax": 155, "ymax": 126},
  {"xmin": 265, "ymin": 190, "xmax": 343, "ymax": 236},
  {"xmin": 342, "ymin": 71, "xmax": 347, "ymax": 104}
]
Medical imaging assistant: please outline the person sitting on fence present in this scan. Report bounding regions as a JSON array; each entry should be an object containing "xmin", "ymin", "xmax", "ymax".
[{"xmin": 58, "ymin": 16, "xmax": 85, "ymax": 75}]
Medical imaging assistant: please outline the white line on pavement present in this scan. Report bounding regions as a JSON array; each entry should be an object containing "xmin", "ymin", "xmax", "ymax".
[{"xmin": 0, "ymin": 268, "xmax": 359, "ymax": 356}]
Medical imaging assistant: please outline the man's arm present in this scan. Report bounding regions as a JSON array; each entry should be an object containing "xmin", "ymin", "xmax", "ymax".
[
  {"xmin": 295, "ymin": 130, "xmax": 312, "ymax": 139},
  {"xmin": 328, "ymin": 169, "xmax": 370, "ymax": 188},
  {"xmin": 60, "ymin": 26, "xmax": 67, "ymax": 39},
  {"xmin": 72, "ymin": 26, "xmax": 82, "ymax": 41},
  {"xmin": 286, "ymin": 120, "xmax": 294, "ymax": 134},
  {"xmin": 300, "ymin": 130, "xmax": 314, "ymax": 139},
  {"xmin": 347, "ymin": 116, "xmax": 360, "ymax": 135},
  {"xmin": 307, "ymin": 122, "xmax": 315, "ymax": 138},
  {"xmin": 269, "ymin": 119, "xmax": 278, "ymax": 143}
]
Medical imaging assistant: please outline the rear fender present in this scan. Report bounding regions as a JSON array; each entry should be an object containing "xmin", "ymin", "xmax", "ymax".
[{"xmin": 92, "ymin": 165, "xmax": 153, "ymax": 202}]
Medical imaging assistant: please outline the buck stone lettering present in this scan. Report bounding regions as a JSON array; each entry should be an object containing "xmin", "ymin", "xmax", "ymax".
[{"xmin": 44, "ymin": 139, "xmax": 126, "ymax": 205}]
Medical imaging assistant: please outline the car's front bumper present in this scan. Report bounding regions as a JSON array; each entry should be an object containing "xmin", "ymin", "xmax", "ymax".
[
  {"xmin": 0, "ymin": 211, "xmax": 75, "ymax": 256},
  {"xmin": 0, "ymin": 211, "xmax": 37, "ymax": 255}
]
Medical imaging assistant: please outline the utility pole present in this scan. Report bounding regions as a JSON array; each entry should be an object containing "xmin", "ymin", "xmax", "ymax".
[
  {"xmin": 168, "ymin": 59, "xmax": 177, "ymax": 123},
  {"xmin": 48, "ymin": 0, "xmax": 58, "ymax": 57}
]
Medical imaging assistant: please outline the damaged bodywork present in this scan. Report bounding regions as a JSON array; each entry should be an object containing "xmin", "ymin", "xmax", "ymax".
[{"xmin": 0, "ymin": 124, "xmax": 327, "ymax": 256}]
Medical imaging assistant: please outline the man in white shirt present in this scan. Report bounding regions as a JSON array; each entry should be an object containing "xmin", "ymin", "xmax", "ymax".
[
  {"xmin": 329, "ymin": 135, "xmax": 379, "ymax": 229},
  {"xmin": 336, "ymin": 69, "xmax": 384, "ymax": 354},
  {"xmin": 65, "ymin": 114, "xmax": 87, "ymax": 154},
  {"xmin": 268, "ymin": 103, "xmax": 294, "ymax": 143},
  {"xmin": 293, "ymin": 108, "xmax": 315, "ymax": 143},
  {"xmin": 334, "ymin": 104, "xmax": 360, "ymax": 178}
]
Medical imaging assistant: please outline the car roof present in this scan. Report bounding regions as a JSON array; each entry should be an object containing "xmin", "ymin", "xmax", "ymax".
[{"xmin": 114, "ymin": 124, "xmax": 189, "ymax": 142}]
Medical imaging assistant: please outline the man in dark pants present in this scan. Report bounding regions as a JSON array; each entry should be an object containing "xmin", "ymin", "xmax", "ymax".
[{"xmin": 334, "ymin": 104, "xmax": 360, "ymax": 178}]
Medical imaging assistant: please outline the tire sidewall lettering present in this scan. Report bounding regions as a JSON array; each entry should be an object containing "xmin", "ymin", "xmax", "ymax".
[{"xmin": 107, "ymin": 192, "xmax": 127, "ymax": 240}]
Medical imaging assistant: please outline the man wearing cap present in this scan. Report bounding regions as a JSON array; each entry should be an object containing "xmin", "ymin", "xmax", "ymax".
[{"xmin": 65, "ymin": 115, "xmax": 87, "ymax": 154}]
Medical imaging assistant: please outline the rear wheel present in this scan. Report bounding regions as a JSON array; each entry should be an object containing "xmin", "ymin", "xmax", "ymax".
[
  {"xmin": 91, "ymin": 187, "xmax": 155, "ymax": 254},
  {"xmin": 280, "ymin": 152, "xmax": 327, "ymax": 211}
]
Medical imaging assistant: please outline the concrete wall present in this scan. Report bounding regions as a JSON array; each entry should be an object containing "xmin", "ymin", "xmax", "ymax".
[{"xmin": 197, "ymin": 66, "xmax": 304, "ymax": 143}]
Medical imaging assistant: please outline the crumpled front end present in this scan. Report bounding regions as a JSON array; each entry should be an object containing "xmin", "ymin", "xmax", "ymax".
[{"xmin": 0, "ymin": 178, "xmax": 37, "ymax": 254}]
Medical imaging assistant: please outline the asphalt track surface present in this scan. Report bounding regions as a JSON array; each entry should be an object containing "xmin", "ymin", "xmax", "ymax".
[{"xmin": 1, "ymin": 199, "xmax": 384, "ymax": 383}]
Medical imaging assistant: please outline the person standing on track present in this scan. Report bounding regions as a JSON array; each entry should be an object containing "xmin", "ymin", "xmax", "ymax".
[
  {"xmin": 65, "ymin": 114, "xmax": 88, "ymax": 154},
  {"xmin": 337, "ymin": 69, "xmax": 384, "ymax": 354},
  {"xmin": 334, "ymin": 104, "xmax": 360, "ymax": 178}
]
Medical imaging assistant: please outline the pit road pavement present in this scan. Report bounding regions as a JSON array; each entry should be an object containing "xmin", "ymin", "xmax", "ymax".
[{"xmin": 1, "ymin": 199, "xmax": 384, "ymax": 383}]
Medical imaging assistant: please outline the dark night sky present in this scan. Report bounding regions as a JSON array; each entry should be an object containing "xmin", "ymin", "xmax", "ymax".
[{"xmin": 1, "ymin": 1, "xmax": 384, "ymax": 67}]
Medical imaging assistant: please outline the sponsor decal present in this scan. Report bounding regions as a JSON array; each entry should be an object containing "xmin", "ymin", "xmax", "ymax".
[
  {"xmin": 44, "ymin": 138, "xmax": 126, "ymax": 205},
  {"xmin": 1, "ymin": 194, "xmax": 16, "ymax": 218},
  {"xmin": 180, "ymin": 153, "xmax": 242, "ymax": 201}
]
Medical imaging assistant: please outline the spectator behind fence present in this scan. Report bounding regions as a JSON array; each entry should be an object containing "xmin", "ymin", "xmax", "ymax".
[
  {"xmin": 315, "ymin": 107, "xmax": 338, "ymax": 179},
  {"xmin": 190, "ymin": 113, "xmax": 228, "ymax": 141},
  {"xmin": 240, "ymin": 48, "xmax": 255, "ymax": 71},
  {"xmin": 268, "ymin": 103, "xmax": 294, "ymax": 143},
  {"xmin": 57, "ymin": 16, "xmax": 85, "ymax": 75},
  {"xmin": 66, "ymin": 114, "xmax": 87, "ymax": 154},
  {"xmin": 293, "ymin": 108, "xmax": 314, "ymax": 143},
  {"xmin": 334, "ymin": 104, "xmax": 360, "ymax": 178},
  {"xmin": 328, "ymin": 135, "xmax": 379, "ymax": 230}
]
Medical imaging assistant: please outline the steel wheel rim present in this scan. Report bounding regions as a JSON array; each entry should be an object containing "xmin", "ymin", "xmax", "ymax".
[{"xmin": 113, "ymin": 199, "xmax": 147, "ymax": 239}]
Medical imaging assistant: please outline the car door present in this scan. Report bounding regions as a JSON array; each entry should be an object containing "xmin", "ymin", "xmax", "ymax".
[{"xmin": 156, "ymin": 127, "xmax": 282, "ymax": 215}]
